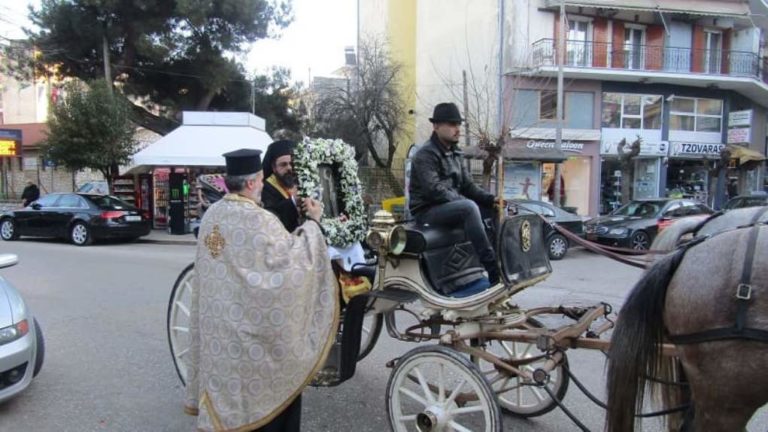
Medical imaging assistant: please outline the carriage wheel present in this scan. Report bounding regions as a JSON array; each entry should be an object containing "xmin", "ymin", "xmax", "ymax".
[
  {"xmin": 387, "ymin": 345, "xmax": 502, "ymax": 432},
  {"xmin": 358, "ymin": 313, "xmax": 383, "ymax": 360},
  {"xmin": 473, "ymin": 319, "xmax": 569, "ymax": 418},
  {"xmin": 167, "ymin": 263, "xmax": 196, "ymax": 386}
]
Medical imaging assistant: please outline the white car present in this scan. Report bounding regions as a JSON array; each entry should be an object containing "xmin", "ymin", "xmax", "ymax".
[{"xmin": 0, "ymin": 254, "xmax": 44, "ymax": 403}]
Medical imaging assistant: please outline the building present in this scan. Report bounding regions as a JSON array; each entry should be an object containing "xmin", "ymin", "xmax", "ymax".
[{"xmin": 359, "ymin": 0, "xmax": 768, "ymax": 215}]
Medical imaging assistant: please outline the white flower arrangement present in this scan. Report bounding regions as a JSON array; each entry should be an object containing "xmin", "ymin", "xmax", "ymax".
[{"xmin": 294, "ymin": 137, "xmax": 368, "ymax": 247}]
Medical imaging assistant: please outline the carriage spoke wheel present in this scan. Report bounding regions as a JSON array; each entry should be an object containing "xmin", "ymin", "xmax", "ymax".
[
  {"xmin": 387, "ymin": 346, "xmax": 501, "ymax": 432},
  {"xmin": 167, "ymin": 263, "xmax": 196, "ymax": 386},
  {"xmin": 473, "ymin": 319, "xmax": 569, "ymax": 418}
]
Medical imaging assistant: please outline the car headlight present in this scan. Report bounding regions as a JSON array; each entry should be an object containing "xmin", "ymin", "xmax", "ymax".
[
  {"xmin": 608, "ymin": 228, "xmax": 628, "ymax": 236},
  {"xmin": 0, "ymin": 319, "xmax": 29, "ymax": 346}
]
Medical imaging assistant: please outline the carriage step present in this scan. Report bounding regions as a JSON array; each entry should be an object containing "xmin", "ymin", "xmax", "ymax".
[{"xmin": 370, "ymin": 288, "xmax": 420, "ymax": 304}]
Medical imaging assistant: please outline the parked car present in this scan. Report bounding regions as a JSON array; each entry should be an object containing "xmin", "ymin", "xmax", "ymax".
[
  {"xmin": 508, "ymin": 199, "xmax": 585, "ymax": 260},
  {"xmin": 0, "ymin": 254, "xmax": 44, "ymax": 403},
  {"xmin": 723, "ymin": 193, "xmax": 768, "ymax": 211},
  {"xmin": 585, "ymin": 199, "xmax": 713, "ymax": 251},
  {"xmin": 0, "ymin": 193, "xmax": 150, "ymax": 246}
]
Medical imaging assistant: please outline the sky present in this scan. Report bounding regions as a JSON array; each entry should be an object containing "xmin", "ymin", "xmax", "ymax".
[{"xmin": 0, "ymin": 0, "xmax": 357, "ymax": 84}]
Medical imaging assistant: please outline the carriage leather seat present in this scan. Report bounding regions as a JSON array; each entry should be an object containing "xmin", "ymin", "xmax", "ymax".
[{"xmin": 402, "ymin": 222, "xmax": 489, "ymax": 297}]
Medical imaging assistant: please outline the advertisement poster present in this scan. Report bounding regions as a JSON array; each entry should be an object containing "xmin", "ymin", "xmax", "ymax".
[{"xmin": 503, "ymin": 161, "xmax": 541, "ymax": 200}]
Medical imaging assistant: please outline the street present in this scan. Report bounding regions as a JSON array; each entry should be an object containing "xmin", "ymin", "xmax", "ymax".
[{"xmin": 0, "ymin": 239, "xmax": 766, "ymax": 431}]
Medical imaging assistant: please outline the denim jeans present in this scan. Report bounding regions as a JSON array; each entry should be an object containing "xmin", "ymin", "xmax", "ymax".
[{"xmin": 415, "ymin": 199, "xmax": 496, "ymax": 265}]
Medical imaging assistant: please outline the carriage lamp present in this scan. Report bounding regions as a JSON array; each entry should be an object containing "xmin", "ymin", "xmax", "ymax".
[{"xmin": 367, "ymin": 210, "xmax": 407, "ymax": 255}]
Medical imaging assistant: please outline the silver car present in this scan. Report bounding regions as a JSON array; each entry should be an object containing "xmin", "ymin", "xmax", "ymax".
[{"xmin": 0, "ymin": 254, "xmax": 44, "ymax": 403}]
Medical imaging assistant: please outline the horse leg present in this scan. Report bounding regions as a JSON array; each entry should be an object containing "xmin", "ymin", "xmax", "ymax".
[{"xmin": 677, "ymin": 342, "xmax": 768, "ymax": 432}]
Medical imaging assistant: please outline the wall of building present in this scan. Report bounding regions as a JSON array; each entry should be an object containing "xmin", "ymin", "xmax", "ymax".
[{"xmin": 1, "ymin": 77, "xmax": 49, "ymax": 125}]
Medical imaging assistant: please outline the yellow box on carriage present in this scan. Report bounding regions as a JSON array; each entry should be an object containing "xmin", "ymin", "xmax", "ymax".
[
  {"xmin": 381, "ymin": 196, "xmax": 406, "ymax": 221},
  {"xmin": 339, "ymin": 273, "xmax": 372, "ymax": 303}
]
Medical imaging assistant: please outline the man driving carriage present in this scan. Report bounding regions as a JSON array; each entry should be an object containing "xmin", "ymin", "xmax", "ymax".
[{"xmin": 409, "ymin": 102, "xmax": 500, "ymax": 284}]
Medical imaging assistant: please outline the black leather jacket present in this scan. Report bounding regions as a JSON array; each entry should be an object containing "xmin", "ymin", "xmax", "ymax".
[{"xmin": 408, "ymin": 133, "xmax": 495, "ymax": 215}]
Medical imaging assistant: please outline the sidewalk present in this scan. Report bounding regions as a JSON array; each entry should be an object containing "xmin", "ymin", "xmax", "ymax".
[{"xmin": 141, "ymin": 229, "xmax": 197, "ymax": 246}]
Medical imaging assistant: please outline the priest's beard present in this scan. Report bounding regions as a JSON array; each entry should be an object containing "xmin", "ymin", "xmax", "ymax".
[{"xmin": 276, "ymin": 171, "xmax": 297, "ymax": 189}]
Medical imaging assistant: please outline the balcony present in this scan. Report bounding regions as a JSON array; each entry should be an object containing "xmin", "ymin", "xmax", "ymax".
[
  {"xmin": 532, "ymin": 38, "xmax": 763, "ymax": 79},
  {"xmin": 527, "ymin": 38, "xmax": 768, "ymax": 105}
]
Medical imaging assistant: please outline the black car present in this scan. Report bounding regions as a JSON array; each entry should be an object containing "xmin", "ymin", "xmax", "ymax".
[
  {"xmin": 723, "ymin": 193, "xmax": 768, "ymax": 211},
  {"xmin": 585, "ymin": 198, "xmax": 713, "ymax": 251},
  {"xmin": 0, "ymin": 193, "xmax": 150, "ymax": 246},
  {"xmin": 509, "ymin": 199, "xmax": 585, "ymax": 260}
]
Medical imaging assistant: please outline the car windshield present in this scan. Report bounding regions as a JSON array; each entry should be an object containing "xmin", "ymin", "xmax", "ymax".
[
  {"xmin": 85, "ymin": 195, "xmax": 135, "ymax": 210},
  {"xmin": 611, "ymin": 201, "xmax": 663, "ymax": 218}
]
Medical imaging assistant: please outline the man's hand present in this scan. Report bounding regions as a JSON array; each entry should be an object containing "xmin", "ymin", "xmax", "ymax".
[{"xmin": 303, "ymin": 198, "xmax": 324, "ymax": 222}]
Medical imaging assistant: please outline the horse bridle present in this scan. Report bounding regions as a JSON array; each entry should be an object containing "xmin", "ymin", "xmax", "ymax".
[{"xmin": 669, "ymin": 206, "xmax": 768, "ymax": 345}]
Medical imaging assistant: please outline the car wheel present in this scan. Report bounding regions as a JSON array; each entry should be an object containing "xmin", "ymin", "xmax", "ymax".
[
  {"xmin": 547, "ymin": 233, "xmax": 568, "ymax": 260},
  {"xmin": 70, "ymin": 222, "xmax": 92, "ymax": 246},
  {"xmin": 33, "ymin": 318, "xmax": 45, "ymax": 377},
  {"xmin": 0, "ymin": 218, "xmax": 19, "ymax": 241},
  {"xmin": 631, "ymin": 230, "xmax": 650, "ymax": 250}
]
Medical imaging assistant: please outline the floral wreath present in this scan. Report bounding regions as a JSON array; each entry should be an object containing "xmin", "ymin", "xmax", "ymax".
[{"xmin": 294, "ymin": 137, "xmax": 368, "ymax": 247}]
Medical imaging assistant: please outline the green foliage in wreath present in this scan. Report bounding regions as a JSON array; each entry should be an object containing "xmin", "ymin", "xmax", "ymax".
[{"xmin": 294, "ymin": 137, "xmax": 368, "ymax": 247}]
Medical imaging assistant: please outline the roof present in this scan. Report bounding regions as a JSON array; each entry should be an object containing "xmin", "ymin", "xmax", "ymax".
[
  {"xmin": 545, "ymin": 0, "xmax": 751, "ymax": 17},
  {"xmin": 125, "ymin": 112, "xmax": 272, "ymax": 173},
  {"xmin": 0, "ymin": 123, "xmax": 48, "ymax": 149}
]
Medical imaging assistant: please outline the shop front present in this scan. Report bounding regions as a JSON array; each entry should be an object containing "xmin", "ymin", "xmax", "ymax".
[
  {"xmin": 667, "ymin": 142, "xmax": 724, "ymax": 204},
  {"xmin": 599, "ymin": 139, "xmax": 668, "ymax": 213},
  {"xmin": 502, "ymin": 138, "xmax": 600, "ymax": 216}
]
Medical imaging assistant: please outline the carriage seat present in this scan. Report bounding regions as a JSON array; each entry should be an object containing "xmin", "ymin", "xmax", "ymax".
[
  {"xmin": 401, "ymin": 222, "xmax": 488, "ymax": 297},
  {"xmin": 402, "ymin": 222, "xmax": 467, "ymax": 254}
]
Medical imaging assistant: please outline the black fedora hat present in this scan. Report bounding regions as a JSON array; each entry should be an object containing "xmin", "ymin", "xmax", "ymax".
[{"xmin": 429, "ymin": 102, "xmax": 463, "ymax": 124}]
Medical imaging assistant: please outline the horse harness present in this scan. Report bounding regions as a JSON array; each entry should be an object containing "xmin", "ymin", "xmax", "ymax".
[{"xmin": 669, "ymin": 206, "xmax": 768, "ymax": 345}]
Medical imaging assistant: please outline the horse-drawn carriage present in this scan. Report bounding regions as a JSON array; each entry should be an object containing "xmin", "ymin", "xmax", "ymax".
[{"xmin": 167, "ymin": 139, "xmax": 768, "ymax": 431}]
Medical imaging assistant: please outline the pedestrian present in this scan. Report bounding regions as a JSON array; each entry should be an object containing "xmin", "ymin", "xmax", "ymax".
[
  {"xmin": 408, "ymin": 102, "xmax": 501, "ymax": 285},
  {"xmin": 261, "ymin": 140, "xmax": 301, "ymax": 232},
  {"xmin": 185, "ymin": 149, "xmax": 338, "ymax": 432},
  {"xmin": 21, "ymin": 180, "xmax": 40, "ymax": 207}
]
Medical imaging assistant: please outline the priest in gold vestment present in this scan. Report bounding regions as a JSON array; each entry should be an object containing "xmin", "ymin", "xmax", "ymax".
[{"xmin": 185, "ymin": 149, "xmax": 337, "ymax": 432}]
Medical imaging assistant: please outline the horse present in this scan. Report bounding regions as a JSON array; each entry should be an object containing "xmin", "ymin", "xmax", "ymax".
[{"xmin": 605, "ymin": 206, "xmax": 768, "ymax": 432}]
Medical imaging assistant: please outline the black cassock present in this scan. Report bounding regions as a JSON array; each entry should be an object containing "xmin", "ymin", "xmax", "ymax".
[{"xmin": 262, "ymin": 176, "xmax": 300, "ymax": 233}]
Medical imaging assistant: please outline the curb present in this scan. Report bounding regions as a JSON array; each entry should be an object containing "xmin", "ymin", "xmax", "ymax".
[{"xmin": 138, "ymin": 238, "xmax": 197, "ymax": 246}]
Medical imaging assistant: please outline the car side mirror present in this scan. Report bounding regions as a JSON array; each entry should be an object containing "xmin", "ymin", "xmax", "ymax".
[{"xmin": 31, "ymin": 203, "xmax": 42, "ymax": 210}]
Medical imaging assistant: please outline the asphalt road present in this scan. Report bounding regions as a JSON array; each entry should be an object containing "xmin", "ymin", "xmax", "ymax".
[{"xmin": 0, "ymin": 238, "xmax": 765, "ymax": 431}]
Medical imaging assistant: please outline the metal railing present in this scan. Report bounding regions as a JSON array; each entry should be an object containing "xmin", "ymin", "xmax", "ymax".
[{"xmin": 531, "ymin": 39, "xmax": 763, "ymax": 81}]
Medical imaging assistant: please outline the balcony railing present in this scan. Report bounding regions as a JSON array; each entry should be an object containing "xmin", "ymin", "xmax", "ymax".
[{"xmin": 531, "ymin": 38, "xmax": 764, "ymax": 81}]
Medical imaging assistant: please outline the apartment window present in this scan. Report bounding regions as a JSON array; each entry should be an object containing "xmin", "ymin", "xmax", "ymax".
[
  {"xmin": 670, "ymin": 97, "xmax": 722, "ymax": 132},
  {"xmin": 539, "ymin": 90, "xmax": 558, "ymax": 120},
  {"xmin": 624, "ymin": 25, "xmax": 646, "ymax": 70},
  {"xmin": 601, "ymin": 93, "xmax": 662, "ymax": 129},
  {"xmin": 567, "ymin": 18, "xmax": 592, "ymax": 67}
]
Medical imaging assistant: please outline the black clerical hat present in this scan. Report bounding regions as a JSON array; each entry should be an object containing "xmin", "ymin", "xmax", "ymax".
[
  {"xmin": 263, "ymin": 140, "xmax": 296, "ymax": 179},
  {"xmin": 429, "ymin": 102, "xmax": 463, "ymax": 124},
  {"xmin": 222, "ymin": 149, "xmax": 262, "ymax": 176}
]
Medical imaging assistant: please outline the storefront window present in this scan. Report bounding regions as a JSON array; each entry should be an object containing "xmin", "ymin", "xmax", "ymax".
[
  {"xmin": 670, "ymin": 97, "xmax": 722, "ymax": 133},
  {"xmin": 666, "ymin": 160, "xmax": 709, "ymax": 203},
  {"xmin": 601, "ymin": 93, "xmax": 662, "ymax": 130}
]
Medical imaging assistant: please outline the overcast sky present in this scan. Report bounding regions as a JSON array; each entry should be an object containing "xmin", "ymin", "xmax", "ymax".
[{"xmin": 0, "ymin": 0, "xmax": 357, "ymax": 84}]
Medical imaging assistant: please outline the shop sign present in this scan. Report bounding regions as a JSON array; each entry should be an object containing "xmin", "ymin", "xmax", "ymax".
[
  {"xmin": 0, "ymin": 129, "xmax": 21, "ymax": 157},
  {"xmin": 728, "ymin": 110, "xmax": 752, "ymax": 127},
  {"xmin": 525, "ymin": 140, "xmax": 585, "ymax": 153},
  {"xmin": 727, "ymin": 127, "xmax": 751, "ymax": 144},
  {"xmin": 601, "ymin": 140, "xmax": 668, "ymax": 156},
  {"xmin": 670, "ymin": 142, "xmax": 725, "ymax": 158}
]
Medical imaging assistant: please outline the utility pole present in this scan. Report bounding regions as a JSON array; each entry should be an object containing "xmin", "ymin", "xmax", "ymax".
[
  {"xmin": 463, "ymin": 70, "xmax": 470, "ymax": 147},
  {"xmin": 250, "ymin": 76, "xmax": 255, "ymax": 114},
  {"xmin": 554, "ymin": 0, "xmax": 565, "ymax": 207},
  {"xmin": 102, "ymin": 32, "xmax": 112, "ymax": 94}
]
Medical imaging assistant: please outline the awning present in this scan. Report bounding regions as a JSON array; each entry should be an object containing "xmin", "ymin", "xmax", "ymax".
[
  {"xmin": 125, "ymin": 112, "xmax": 272, "ymax": 174},
  {"xmin": 727, "ymin": 144, "xmax": 766, "ymax": 165},
  {"xmin": 544, "ymin": 0, "xmax": 751, "ymax": 17}
]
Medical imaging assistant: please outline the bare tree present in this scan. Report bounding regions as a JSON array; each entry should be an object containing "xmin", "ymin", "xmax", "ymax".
[
  {"xmin": 617, "ymin": 136, "xmax": 642, "ymax": 204},
  {"xmin": 311, "ymin": 37, "xmax": 407, "ymax": 169}
]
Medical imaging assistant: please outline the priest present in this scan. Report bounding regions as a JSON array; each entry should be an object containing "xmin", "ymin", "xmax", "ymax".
[
  {"xmin": 185, "ymin": 148, "xmax": 337, "ymax": 432},
  {"xmin": 262, "ymin": 139, "xmax": 301, "ymax": 232}
]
